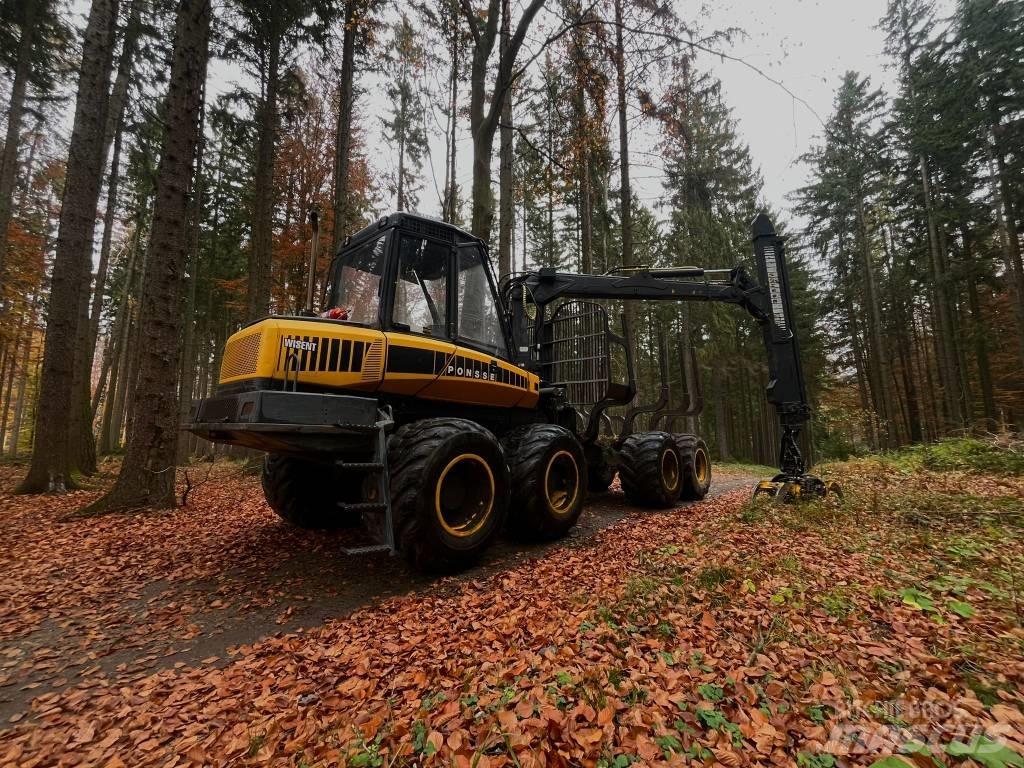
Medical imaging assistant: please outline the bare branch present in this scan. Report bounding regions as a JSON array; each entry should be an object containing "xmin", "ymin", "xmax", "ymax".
[
  {"xmin": 502, "ymin": 120, "xmax": 568, "ymax": 171},
  {"xmin": 460, "ymin": 0, "xmax": 481, "ymax": 45}
]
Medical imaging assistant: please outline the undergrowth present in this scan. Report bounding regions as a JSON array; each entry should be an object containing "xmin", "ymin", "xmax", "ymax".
[{"xmin": 880, "ymin": 437, "xmax": 1024, "ymax": 476}]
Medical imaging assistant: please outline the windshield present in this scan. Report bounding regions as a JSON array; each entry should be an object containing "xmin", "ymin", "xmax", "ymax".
[
  {"xmin": 327, "ymin": 233, "xmax": 388, "ymax": 325},
  {"xmin": 393, "ymin": 235, "xmax": 449, "ymax": 337}
]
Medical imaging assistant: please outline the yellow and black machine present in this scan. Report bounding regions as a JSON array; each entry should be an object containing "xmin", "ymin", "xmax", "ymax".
[{"xmin": 188, "ymin": 212, "xmax": 838, "ymax": 571}]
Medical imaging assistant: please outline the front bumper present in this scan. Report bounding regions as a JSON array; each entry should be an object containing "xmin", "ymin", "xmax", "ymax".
[{"xmin": 186, "ymin": 389, "xmax": 381, "ymax": 455}]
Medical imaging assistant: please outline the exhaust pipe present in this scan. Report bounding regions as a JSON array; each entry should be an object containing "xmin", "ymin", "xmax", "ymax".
[{"xmin": 303, "ymin": 206, "xmax": 320, "ymax": 316}]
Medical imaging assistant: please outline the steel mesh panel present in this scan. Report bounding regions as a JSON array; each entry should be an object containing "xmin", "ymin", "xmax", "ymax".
[{"xmin": 544, "ymin": 300, "xmax": 609, "ymax": 409}]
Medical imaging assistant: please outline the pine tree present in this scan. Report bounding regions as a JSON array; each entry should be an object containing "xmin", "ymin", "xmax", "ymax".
[
  {"xmin": 17, "ymin": 0, "xmax": 121, "ymax": 493},
  {"xmin": 795, "ymin": 73, "xmax": 902, "ymax": 447},
  {"xmin": 85, "ymin": 0, "xmax": 212, "ymax": 513},
  {"xmin": 381, "ymin": 14, "xmax": 428, "ymax": 212}
]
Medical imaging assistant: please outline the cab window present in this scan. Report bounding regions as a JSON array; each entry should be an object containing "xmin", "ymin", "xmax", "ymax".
[
  {"xmin": 393, "ymin": 235, "xmax": 449, "ymax": 337},
  {"xmin": 457, "ymin": 245, "xmax": 508, "ymax": 357},
  {"xmin": 328, "ymin": 234, "xmax": 387, "ymax": 325}
]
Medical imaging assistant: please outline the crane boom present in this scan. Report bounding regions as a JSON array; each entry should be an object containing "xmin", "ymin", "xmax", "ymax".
[{"xmin": 506, "ymin": 213, "xmax": 830, "ymax": 494}]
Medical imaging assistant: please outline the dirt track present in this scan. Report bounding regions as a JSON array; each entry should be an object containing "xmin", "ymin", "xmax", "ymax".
[{"xmin": 0, "ymin": 463, "xmax": 756, "ymax": 727}]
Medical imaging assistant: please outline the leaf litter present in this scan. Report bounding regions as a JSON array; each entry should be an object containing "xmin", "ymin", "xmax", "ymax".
[{"xmin": 0, "ymin": 457, "xmax": 1021, "ymax": 767}]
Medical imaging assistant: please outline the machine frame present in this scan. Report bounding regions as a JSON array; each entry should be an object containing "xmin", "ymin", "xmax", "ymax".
[{"xmin": 188, "ymin": 211, "xmax": 837, "ymax": 569}]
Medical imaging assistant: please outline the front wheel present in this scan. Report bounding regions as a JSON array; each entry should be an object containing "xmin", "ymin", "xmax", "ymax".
[
  {"xmin": 503, "ymin": 424, "xmax": 587, "ymax": 540},
  {"xmin": 618, "ymin": 431, "xmax": 683, "ymax": 508},
  {"xmin": 388, "ymin": 418, "xmax": 509, "ymax": 572}
]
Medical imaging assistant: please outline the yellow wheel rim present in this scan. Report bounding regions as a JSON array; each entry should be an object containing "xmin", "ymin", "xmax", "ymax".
[
  {"xmin": 695, "ymin": 448, "xmax": 709, "ymax": 485},
  {"xmin": 434, "ymin": 453, "xmax": 495, "ymax": 538},
  {"xmin": 544, "ymin": 450, "xmax": 580, "ymax": 516},
  {"xmin": 661, "ymin": 447, "xmax": 680, "ymax": 493}
]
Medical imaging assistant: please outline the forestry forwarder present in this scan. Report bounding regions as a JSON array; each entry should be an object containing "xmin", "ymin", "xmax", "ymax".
[{"xmin": 187, "ymin": 211, "xmax": 839, "ymax": 571}]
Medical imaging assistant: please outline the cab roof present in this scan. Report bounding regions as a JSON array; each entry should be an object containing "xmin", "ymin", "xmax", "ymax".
[{"xmin": 344, "ymin": 212, "xmax": 483, "ymax": 252}]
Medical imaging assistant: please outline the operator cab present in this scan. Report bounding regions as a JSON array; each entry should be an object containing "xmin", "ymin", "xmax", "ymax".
[{"xmin": 323, "ymin": 213, "xmax": 510, "ymax": 361}]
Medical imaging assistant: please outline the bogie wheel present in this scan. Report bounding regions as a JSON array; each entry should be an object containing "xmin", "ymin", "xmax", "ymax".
[
  {"xmin": 676, "ymin": 435, "xmax": 712, "ymax": 501},
  {"xmin": 618, "ymin": 431, "xmax": 684, "ymax": 508},
  {"xmin": 262, "ymin": 454, "xmax": 362, "ymax": 529},
  {"xmin": 502, "ymin": 424, "xmax": 588, "ymax": 540},
  {"xmin": 388, "ymin": 418, "xmax": 509, "ymax": 572}
]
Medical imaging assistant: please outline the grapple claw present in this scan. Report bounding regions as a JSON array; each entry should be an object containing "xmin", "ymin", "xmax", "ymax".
[{"xmin": 751, "ymin": 475, "xmax": 842, "ymax": 504}]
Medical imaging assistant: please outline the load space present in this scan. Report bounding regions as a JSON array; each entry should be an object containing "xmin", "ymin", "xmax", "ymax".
[{"xmin": 188, "ymin": 212, "xmax": 838, "ymax": 572}]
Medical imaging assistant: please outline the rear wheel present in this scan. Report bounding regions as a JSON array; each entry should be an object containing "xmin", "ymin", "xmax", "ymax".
[
  {"xmin": 676, "ymin": 435, "xmax": 712, "ymax": 500},
  {"xmin": 261, "ymin": 454, "xmax": 362, "ymax": 529},
  {"xmin": 388, "ymin": 418, "xmax": 508, "ymax": 572},
  {"xmin": 503, "ymin": 424, "xmax": 587, "ymax": 540},
  {"xmin": 618, "ymin": 431, "xmax": 683, "ymax": 508}
]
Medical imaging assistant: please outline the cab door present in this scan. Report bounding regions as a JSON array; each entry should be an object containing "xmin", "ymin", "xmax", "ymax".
[
  {"xmin": 419, "ymin": 242, "xmax": 538, "ymax": 408},
  {"xmin": 378, "ymin": 232, "xmax": 457, "ymax": 397}
]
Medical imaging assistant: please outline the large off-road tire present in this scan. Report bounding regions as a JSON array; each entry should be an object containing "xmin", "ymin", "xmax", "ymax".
[
  {"xmin": 502, "ymin": 424, "xmax": 588, "ymax": 540},
  {"xmin": 618, "ymin": 431, "xmax": 683, "ymax": 508},
  {"xmin": 676, "ymin": 435, "xmax": 712, "ymax": 500},
  {"xmin": 388, "ymin": 418, "xmax": 509, "ymax": 572},
  {"xmin": 261, "ymin": 454, "xmax": 362, "ymax": 529}
]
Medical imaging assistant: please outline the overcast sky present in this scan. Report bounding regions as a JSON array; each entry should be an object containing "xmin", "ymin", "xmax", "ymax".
[
  {"xmin": 140, "ymin": 0, "xmax": 950, "ymax": 234},
  {"xmin": 403, "ymin": 0, "xmax": 955, "ymax": 232},
  {"xmin": 696, "ymin": 0, "xmax": 904, "ymax": 218}
]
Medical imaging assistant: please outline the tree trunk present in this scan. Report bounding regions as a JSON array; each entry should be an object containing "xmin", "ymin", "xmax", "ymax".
[
  {"xmin": 396, "ymin": 86, "xmax": 407, "ymax": 211},
  {"xmin": 69, "ymin": 282, "xmax": 98, "ymax": 475},
  {"xmin": 69, "ymin": 0, "xmax": 142, "ymax": 478},
  {"xmin": 6, "ymin": 333, "xmax": 31, "ymax": 457},
  {"xmin": 102, "ymin": 222, "xmax": 141, "ymax": 453},
  {"xmin": 613, "ymin": 0, "xmax": 632, "ymax": 271},
  {"xmin": 843, "ymin": 274, "xmax": 876, "ymax": 448},
  {"xmin": 885, "ymin": 224, "xmax": 921, "ymax": 443},
  {"xmin": 177, "ymin": 95, "xmax": 206, "ymax": 462},
  {"xmin": 469, "ymin": 46, "xmax": 496, "ymax": 241},
  {"xmin": 0, "ymin": 318, "xmax": 24, "ymax": 449},
  {"xmin": 992, "ymin": 139, "xmax": 1024, "ymax": 373},
  {"xmin": 960, "ymin": 228, "xmax": 996, "ymax": 431},
  {"xmin": 856, "ymin": 199, "xmax": 893, "ymax": 447},
  {"xmin": 246, "ymin": 27, "xmax": 280, "ymax": 322},
  {"xmin": 332, "ymin": 0, "xmax": 358, "ymax": 255},
  {"xmin": 87, "ymin": 0, "xmax": 142, "ymax": 355},
  {"xmin": 496, "ymin": 0, "xmax": 513, "ymax": 278},
  {"xmin": 0, "ymin": 0, "xmax": 38, "ymax": 289},
  {"xmin": 919, "ymin": 161, "xmax": 963, "ymax": 432},
  {"xmin": 613, "ymin": 0, "xmax": 636, "ymax": 339},
  {"xmin": 571, "ymin": 22, "xmax": 592, "ymax": 275},
  {"xmin": 16, "ymin": 0, "xmax": 120, "ymax": 494},
  {"xmin": 443, "ymin": 16, "xmax": 459, "ymax": 223},
  {"xmin": 85, "ymin": 0, "xmax": 211, "ymax": 514},
  {"xmin": 465, "ymin": 0, "xmax": 546, "ymax": 242},
  {"xmin": 546, "ymin": 96, "xmax": 554, "ymax": 267},
  {"xmin": 712, "ymin": 365, "xmax": 730, "ymax": 460}
]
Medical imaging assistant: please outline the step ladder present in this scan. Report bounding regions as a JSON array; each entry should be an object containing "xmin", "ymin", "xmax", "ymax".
[{"xmin": 340, "ymin": 408, "xmax": 396, "ymax": 556}]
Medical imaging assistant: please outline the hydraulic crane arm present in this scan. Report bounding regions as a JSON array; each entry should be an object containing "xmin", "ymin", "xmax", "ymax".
[{"xmin": 507, "ymin": 213, "xmax": 819, "ymax": 485}]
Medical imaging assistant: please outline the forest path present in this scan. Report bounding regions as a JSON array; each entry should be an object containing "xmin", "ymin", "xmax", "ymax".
[{"xmin": 0, "ymin": 461, "xmax": 758, "ymax": 727}]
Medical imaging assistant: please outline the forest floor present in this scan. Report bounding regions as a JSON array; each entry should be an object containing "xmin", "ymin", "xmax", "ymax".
[{"xmin": 0, "ymin": 444, "xmax": 1022, "ymax": 768}]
